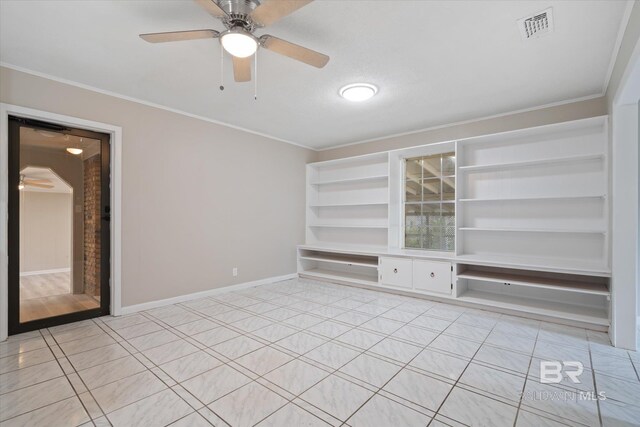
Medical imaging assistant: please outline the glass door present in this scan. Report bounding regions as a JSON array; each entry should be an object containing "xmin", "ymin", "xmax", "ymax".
[{"xmin": 8, "ymin": 116, "xmax": 111, "ymax": 334}]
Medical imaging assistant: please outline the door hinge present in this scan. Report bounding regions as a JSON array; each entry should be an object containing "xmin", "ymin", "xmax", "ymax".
[
  {"xmin": 451, "ymin": 283, "xmax": 453, "ymax": 290},
  {"xmin": 451, "ymin": 265, "xmax": 453, "ymax": 272}
]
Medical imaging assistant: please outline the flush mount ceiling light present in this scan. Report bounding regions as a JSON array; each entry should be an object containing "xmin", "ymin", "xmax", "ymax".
[
  {"xmin": 220, "ymin": 28, "xmax": 258, "ymax": 58},
  {"xmin": 339, "ymin": 83, "xmax": 378, "ymax": 102},
  {"xmin": 36, "ymin": 129, "xmax": 58, "ymax": 138},
  {"xmin": 66, "ymin": 147, "xmax": 83, "ymax": 155}
]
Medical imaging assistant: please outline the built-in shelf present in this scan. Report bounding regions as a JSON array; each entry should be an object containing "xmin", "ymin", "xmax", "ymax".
[
  {"xmin": 309, "ymin": 202, "xmax": 388, "ymax": 207},
  {"xmin": 299, "ymin": 255, "xmax": 378, "ymax": 268},
  {"xmin": 456, "ymin": 254, "xmax": 611, "ymax": 277},
  {"xmin": 457, "ymin": 270, "xmax": 609, "ymax": 296},
  {"xmin": 458, "ymin": 227, "xmax": 606, "ymax": 235},
  {"xmin": 303, "ymin": 116, "xmax": 611, "ymax": 329},
  {"xmin": 458, "ymin": 153, "xmax": 604, "ymax": 173},
  {"xmin": 458, "ymin": 195, "xmax": 606, "ymax": 203},
  {"xmin": 457, "ymin": 290, "xmax": 608, "ymax": 326},
  {"xmin": 309, "ymin": 224, "xmax": 388, "ymax": 229},
  {"xmin": 310, "ymin": 175, "xmax": 389, "ymax": 185},
  {"xmin": 299, "ymin": 268, "xmax": 378, "ymax": 286}
]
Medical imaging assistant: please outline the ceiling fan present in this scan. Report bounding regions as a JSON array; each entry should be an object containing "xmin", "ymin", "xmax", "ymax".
[
  {"xmin": 18, "ymin": 174, "xmax": 53, "ymax": 190},
  {"xmin": 139, "ymin": 0, "xmax": 329, "ymax": 83}
]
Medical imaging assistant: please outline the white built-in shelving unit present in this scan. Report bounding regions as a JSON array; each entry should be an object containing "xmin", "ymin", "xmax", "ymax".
[
  {"xmin": 455, "ymin": 118, "xmax": 609, "ymax": 275},
  {"xmin": 299, "ymin": 116, "xmax": 611, "ymax": 329},
  {"xmin": 306, "ymin": 152, "xmax": 390, "ymax": 249}
]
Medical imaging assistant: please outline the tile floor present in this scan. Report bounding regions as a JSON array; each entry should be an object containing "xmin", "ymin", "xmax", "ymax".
[{"xmin": 1, "ymin": 278, "xmax": 639, "ymax": 427}]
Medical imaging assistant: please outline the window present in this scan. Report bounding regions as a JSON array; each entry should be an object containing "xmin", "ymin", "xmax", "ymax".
[{"xmin": 404, "ymin": 152, "xmax": 455, "ymax": 251}]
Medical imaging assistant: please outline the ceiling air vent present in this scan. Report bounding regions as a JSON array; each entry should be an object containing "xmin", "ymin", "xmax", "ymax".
[{"xmin": 518, "ymin": 8, "xmax": 553, "ymax": 40}]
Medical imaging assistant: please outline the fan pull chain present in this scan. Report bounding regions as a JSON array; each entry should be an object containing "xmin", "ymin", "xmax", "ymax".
[
  {"xmin": 254, "ymin": 51, "xmax": 258, "ymax": 101},
  {"xmin": 219, "ymin": 47, "xmax": 224, "ymax": 91}
]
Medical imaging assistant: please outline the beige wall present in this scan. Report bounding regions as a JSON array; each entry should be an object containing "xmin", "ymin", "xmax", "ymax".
[
  {"xmin": 317, "ymin": 97, "xmax": 607, "ymax": 161},
  {"xmin": 1, "ymin": 66, "xmax": 314, "ymax": 307},
  {"xmin": 19, "ymin": 191, "xmax": 72, "ymax": 273}
]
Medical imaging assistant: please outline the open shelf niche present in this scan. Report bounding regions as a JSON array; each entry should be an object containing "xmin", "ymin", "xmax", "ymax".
[
  {"xmin": 455, "ymin": 116, "xmax": 610, "ymax": 275},
  {"xmin": 297, "ymin": 248, "xmax": 379, "ymax": 286},
  {"xmin": 456, "ymin": 264, "xmax": 610, "ymax": 325},
  {"xmin": 306, "ymin": 152, "xmax": 390, "ymax": 250}
]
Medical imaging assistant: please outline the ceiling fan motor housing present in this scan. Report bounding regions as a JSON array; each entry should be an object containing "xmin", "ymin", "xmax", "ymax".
[{"xmin": 219, "ymin": 0, "xmax": 261, "ymax": 31}]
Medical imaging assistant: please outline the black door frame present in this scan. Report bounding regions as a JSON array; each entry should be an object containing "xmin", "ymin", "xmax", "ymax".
[{"xmin": 8, "ymin": 116, "xmax": 111, "ymax": 334}]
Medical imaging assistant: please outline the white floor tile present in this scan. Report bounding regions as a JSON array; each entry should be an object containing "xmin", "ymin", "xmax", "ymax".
[
  {"xmin": 181, "ymin": 364, "xmax": 252, "ymax": 405},
  {"xmin": 106, "ymin": 389, "xmax": 192, "ymax": 427},
  {"xmin": 256, "ymin": 403, "xmax": 331, "ymax": 426},
  {"xmin": 300, "ymin": 375, "xmax": 374, "ymax": 422},
  {"xmin": 439, "ymin": 387, "xmax": 518, "ymax": 427},
  {"xmin": 383, "ymin": 368, "xmax": 452, "ymax": 411},
  {"xmin": 339, "ymin": 353, "xmax": 402, "ymax": 387},
  {"xmin": 348, "ymin": 394, "xmax": 431, "ymax": 427},
  {"xmin": 159, "ymin": 350, "xmax": 222, "ymax": 383},
  {"xmin": 208, "ymin": 382, "xmax": 288, "ymax": 427}
]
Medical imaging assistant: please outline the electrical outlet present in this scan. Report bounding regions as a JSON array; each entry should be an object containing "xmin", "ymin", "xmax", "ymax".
[{"xmin": 232, "ymin": 267, "xmax": 238, "ymax": 277}]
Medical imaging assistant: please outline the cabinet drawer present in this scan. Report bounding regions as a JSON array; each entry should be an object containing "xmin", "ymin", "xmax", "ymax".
[
  {"xmin": 413, "ymin": 260, "xmax": 452, "ymax": 295},
  {"xmin": 380, "ymin": 257, "xmax": 413, "ymax": 288}
]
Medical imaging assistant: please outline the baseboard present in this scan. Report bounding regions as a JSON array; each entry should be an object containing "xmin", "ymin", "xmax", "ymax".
[
  {"xmin": 19, "ymin": 268, "xmax": 71, "ymax": 277},
  {"xmin": 119, "ymin": 273, "xmax": 297, "ymax": 315}
]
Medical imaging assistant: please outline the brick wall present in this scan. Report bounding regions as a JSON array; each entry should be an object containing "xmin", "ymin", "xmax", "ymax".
[{"xmin": 83, "ymin": 155, "xmax": 101, "ymax": 298}]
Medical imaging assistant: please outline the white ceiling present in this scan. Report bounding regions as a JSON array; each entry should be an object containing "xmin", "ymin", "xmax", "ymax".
[
  {"xmin": 21, "ymin": 127, "xmax": 101, "ymax": 160},
  {"xmin": 0, "ymin": 1, "xmax": 629, "ymax": 150},
  {"xmin": 21, "ymin": 166, "xmax": 72, "ymax": 194}
]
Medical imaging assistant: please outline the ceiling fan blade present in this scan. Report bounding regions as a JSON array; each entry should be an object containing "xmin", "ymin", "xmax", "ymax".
[
  {"xmin": 140, "ymin": 29, "xmax": 220, "ymax": 43},
  {"xmin": 195, "ymin": 0, "xmax": 228, "ymax": 18},
  {"xmin": 23, "ymin": 178, "xmax": 52, "ymax": 184},
  {"xmin": 232, "ymin": 56, "xmax": 252, "ymax": 82},
  {"xmin": 25, "ymin": 182, "xmax": 54, "ymax": 189},
  {"xmin": 251, "ymin": 0, "xmax": 312, "ymax": 26},
  {"xmin": 260, "ymin": 35, "xmax": 329, "ymax": 68}
]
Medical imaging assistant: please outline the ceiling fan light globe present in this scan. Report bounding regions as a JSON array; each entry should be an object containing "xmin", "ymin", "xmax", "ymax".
[
  {"xmin": 221, "ymin": 31, "xmax": 257, "ymax": 58},
  {"xmin": 18, "ymin": 183, "xmax": 24, "ymax": 190},
  {"xmin": 66, "ymin": 147, "xmax": 83, "ymax": 155}
]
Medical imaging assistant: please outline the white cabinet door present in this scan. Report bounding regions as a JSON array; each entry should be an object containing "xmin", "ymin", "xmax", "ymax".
[
  {"xmin": 380, "ymin": 257, "xmax": 413, "ymax": 288},
  {"xmin": 413, "ymin": 260, "xmax": 452, "ymax": 295}
]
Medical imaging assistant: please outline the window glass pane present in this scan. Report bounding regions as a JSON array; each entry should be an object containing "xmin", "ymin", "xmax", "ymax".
[
  {"xmin": 419, "ymin": 178, "xmax": 442, "ymax": 201},
  {"xmin": 404, "ymin": 204, "xmax": 422, "ymax": 249},
  {"xmin": 403, "ymin": 152, "xmax": 455, "ymax": 251},
  {"xmin": 405, "ymin": 180, "xmax": 422, "ymax": 202},
  {"xmin": 420, "ymin": 155, "xmax": 442, "ymax": 178},
  {"xmin": 405, "ymin": 159, "xmax": 423, "ymax": 177},
  {"xmin": 442, "ymin": 155, "xmax": 456, "ymax": 176},
  {"xmin": 442, "ymin": 177, "xmax": 455, "ymax": 201}
]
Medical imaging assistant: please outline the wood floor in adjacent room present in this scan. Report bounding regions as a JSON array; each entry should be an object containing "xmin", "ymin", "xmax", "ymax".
[{"xmin": 19, "ymin": 272, "xmax": 100, "ymax": 322}]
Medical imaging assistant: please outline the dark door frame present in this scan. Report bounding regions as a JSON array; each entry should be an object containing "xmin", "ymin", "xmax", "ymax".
[{"xmin": 8, "ymin": 116, "xmax": 111, "ymax": 334}]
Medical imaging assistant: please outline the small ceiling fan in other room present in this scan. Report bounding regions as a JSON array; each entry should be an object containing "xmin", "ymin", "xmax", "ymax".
[
  {"xmin": 139, "ymin": 0, "xmax": 329, "ymax": 84},
  {"xmin": 18, "ymin": 175, "xmax": 53, "ymax": 190}
]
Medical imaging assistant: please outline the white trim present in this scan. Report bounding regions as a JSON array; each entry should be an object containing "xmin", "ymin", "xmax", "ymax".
[
  {"xmin": 0, "ymin": 103, "xmax": 123, "ymax": 341},
  {"xmin": 19, "ymin": 268, "xmax": 70, "ymax": 277},
  {"xmin": 317, "ymin": 93, "xmax": 604, "ymax": 151},
  {"xmin": 608, "ymin": 18, "xmax": 640, "ymax": 351},
  {"xmin": 602, "ymin": 1, "xmax": 636, "ymax": 95},
  {"xmin": 119, "ymin": 273, "xmax": 296, "ymax": 315},
  {"xmin": 0, "ymin": 63, "xmax": 313, "ymax": 151}
]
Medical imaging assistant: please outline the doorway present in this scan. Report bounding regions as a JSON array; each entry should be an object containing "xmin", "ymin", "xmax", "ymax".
[{"xmin": 8, "ymin": 116, "xmax": 111, "ymax": 334}]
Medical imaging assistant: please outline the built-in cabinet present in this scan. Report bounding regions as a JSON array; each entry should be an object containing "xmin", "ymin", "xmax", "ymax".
[{"xmin": 298, "ymin": 116, "xmax": 611, "ymax": 329}]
